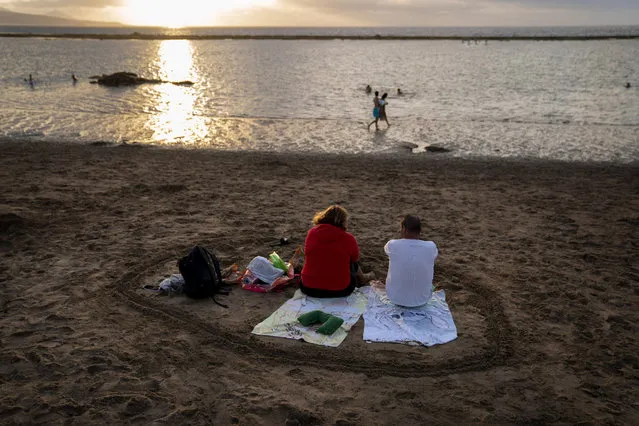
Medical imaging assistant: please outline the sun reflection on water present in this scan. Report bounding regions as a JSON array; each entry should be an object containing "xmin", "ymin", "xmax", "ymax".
[{"xmin": 148, "ymin": 40, "xmax": 207, "ymax": 144}]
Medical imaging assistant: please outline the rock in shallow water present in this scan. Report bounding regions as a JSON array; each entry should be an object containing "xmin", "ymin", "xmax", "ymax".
[
  {"xmin": 425, "ymin": 145, "xmax": 451, "ymax": 153},
  {"xmin": 91, "ymin": 72, "xmax": 145, "ymax": 86},
  {"xmin": 90, "ymin": 71, "xmax": 194, "ymax": 87},
  {"xmin": 408, "ymin": 144, "xmax": 451, "ymax": 154}
]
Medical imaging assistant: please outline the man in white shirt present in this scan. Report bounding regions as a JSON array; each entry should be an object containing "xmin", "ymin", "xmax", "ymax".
[{"xmin": 384, "ymin": 215, "xmax": 438, "ymax": 307}]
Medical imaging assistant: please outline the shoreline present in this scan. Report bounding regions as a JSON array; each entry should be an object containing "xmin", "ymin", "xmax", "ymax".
[
  {"xmin": 2, "ymin": 138, "xmax": 638, "ymax": 168},
  {"xmin": 2, "ymin": 32, "xmax": 639, "ymax": 41},
  {"xmin": 1, "ymin": 139, "xmax": 637, "ymax": 423}
]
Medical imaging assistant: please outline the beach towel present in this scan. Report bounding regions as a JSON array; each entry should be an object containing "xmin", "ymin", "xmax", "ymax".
[
  {"xmin": 251, "ymin": 288, "xmax": 368, "ymax": 347},
  {"xmin": 362, "ymin": 286, "xmax": 457, "ymax": 346}
]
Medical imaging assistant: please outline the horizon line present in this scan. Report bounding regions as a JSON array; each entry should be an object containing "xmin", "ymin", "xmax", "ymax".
[
  {"xmin": 1, "ymin": 23, "xmax": 639, "ymax": 28},
  {"xmin": 1, "ymin": 32, "xmax": 638, "ymax": 41}
]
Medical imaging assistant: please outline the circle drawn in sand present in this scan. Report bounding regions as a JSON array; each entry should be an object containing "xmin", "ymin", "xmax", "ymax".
[{"xmin": 115, "ymin": 250, "xmax": 514, "ymax": 378}]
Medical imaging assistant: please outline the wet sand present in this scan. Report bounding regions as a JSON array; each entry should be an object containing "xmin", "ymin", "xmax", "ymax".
[{"xmin": 1, "ymin": 141, "xmax": 637, "ymax": 424}]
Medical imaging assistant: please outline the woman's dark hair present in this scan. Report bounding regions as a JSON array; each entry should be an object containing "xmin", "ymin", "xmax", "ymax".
[
  {"xmin": 381, "ymin": 93, "xmax": 388, "ymax": 99},
  {"xmin": 313, "ymin": 205, "xmax": 348, "ymax": 230},
  {"xmin": 375, "ymin": 91, "xmax": 379, "ymax": 96}
]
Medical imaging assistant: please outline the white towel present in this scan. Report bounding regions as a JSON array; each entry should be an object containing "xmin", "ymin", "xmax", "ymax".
[{"xmin": 362, "ymin": 286, "xmax": 457, "ymax": 347}]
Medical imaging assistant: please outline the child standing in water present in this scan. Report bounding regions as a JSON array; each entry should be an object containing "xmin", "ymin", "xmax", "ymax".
[
  {"xmin": 367, "ymin": 91, "xmax": 380, "ymax": 131},
  {"xmin": 378, "ymin": 93, "xmax": 390, "ymax": 128}
]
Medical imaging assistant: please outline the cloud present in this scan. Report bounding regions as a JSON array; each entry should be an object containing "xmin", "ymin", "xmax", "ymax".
[
  {"xmin": 3, "ymin": 0, "xmax": 124, "ymax": 9},
  {"xmin": 269, "ymin": 0, "xmax": 639, "ymax": 26},
  {"xmin": 280, "ymin": 0, "xmax": 639, "ymax": 14},
  {"xmin": 1, "ymin": 0, "xmax": 124, "ymax": 21},
  {"xmin": 280, "ymin": 0, "xmax": 471, "ymax": 16},
  {"xmin": 1, "ymin": 0, "xmax": 638, "ymax": 26},
  {"xmin": 264, "ymin": 0, "xmax": 481, "ymax": 25},
  {"xmin": 490, "ymin": 0, "xmax": 639, "ymax": 9}
]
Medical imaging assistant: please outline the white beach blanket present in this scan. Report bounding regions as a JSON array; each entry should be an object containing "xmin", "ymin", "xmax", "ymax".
[
  {"xmin": 362, "ymin": 286, "xmax": 457, "ymax": 346},
  {"xmin": 251, "ymin": 288, "xmax": 368, "ymax": 347}
]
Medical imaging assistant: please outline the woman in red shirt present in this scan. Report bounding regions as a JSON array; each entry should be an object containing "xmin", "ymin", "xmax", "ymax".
[{"xmin": 300, "ymin": 205, "xmax": 372, "ymax": 297}]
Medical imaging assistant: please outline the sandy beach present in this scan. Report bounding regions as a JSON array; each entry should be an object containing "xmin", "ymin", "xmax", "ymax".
[{"xmin": 1, "ymin": 140, "xmax": 637, "ymax": 424}]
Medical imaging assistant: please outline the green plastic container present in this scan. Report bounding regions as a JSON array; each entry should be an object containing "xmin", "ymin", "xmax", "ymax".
[{"xmin": 269, "ymin": 252, "xmax": 289, "ymax": 272}]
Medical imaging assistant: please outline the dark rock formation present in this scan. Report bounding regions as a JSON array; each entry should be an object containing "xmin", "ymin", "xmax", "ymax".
[
  {"xmin": 89, "ymin": 72, "xmax": 194, "ymax": 87},
  {"xmin": 425, "ymin": 145, "xmax": 451, "ymax": 153},
  {"xmin": 90, "ymin": 72, "xmax": 158, "ymax": 87},
  {"xmin": 402, "ymin": 143, "xmax": 451, "ymax": 154}
]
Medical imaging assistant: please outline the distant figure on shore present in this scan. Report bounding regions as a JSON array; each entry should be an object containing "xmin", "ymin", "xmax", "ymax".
[
  {"xmin": 365, "ymin": 84, "xmax": 372, "ymax": 94},
  {"xmin": 379, "ymin": 93, "xmax": 390, "ymax": 128},
  {"xmin": 24, "ymin": 74, "xmax": 34, "ymax": 88},
  {"xmin": 397, "ymin": 88, "xmax": 403, "ymax": 96},
  {"xmin": 367, "ymin": 91, "xmax": 381, "ymax": 131},
  {"xmin": 72, "ymin": 74, "xmax": 78, "ymax": 83},
  {"xmin": 625, "ymin": 82, "xmax": 631, "ymax": 88}
]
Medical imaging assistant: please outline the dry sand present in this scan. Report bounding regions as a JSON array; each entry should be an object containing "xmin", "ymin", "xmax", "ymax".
[{"xmin": 1, "ymin": 141, "xmax": 637, "ymax": 424}]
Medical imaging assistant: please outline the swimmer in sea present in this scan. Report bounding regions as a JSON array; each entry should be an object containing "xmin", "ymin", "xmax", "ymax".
[
  {"xmin": 625, "ymin": 82, "xmax": 631, "ymax": 88},
  {"xmin": 365, "ymin": 84, "xmax": 372, "ymax": 94},
  {"xmin": 397, "ymin": 88, "xmax": 403, "ymax": 95}
]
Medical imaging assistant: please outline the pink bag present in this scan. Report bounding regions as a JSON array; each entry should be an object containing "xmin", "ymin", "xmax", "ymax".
[{"xmin": 241, "ymin": 264, "xmax": 297, "ymax": 293}]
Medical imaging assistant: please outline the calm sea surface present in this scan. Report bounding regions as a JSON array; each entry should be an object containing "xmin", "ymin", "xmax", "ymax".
[
  {"xmin": 1, "ymin": 27, "xmax": 638, "ymax": 162},
  {"xmin": 2, "ymin": 25, "xmax": 639, "ymax": 38}
]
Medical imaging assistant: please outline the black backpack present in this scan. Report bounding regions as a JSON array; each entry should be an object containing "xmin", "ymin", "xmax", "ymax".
[{"xmin": 178, "ymin": 245, "xmax": 228, "ymax": 308}]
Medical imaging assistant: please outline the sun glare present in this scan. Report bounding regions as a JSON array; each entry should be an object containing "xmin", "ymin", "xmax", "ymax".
[
  {"xmin": 147, "ymin": 40, "xmax": 207, "ymax": 144},
  {"xmin": 122, "ymin": 0, "xmax": 275, "ymax": 28}
]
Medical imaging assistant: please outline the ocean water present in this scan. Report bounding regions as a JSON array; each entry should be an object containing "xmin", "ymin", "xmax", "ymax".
[
  {"xmin": 0, "ymin": 30, "xmax": 638, "ymax": 162},
  {"xmin": 2, "ymin": 25, "xmax": 639, "ymax": 38}
]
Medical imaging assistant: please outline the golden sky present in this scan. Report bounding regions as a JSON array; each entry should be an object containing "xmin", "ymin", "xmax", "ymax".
[{"xmin": 120, "ymin": 0, "xmax": 276, "ymax": 27}]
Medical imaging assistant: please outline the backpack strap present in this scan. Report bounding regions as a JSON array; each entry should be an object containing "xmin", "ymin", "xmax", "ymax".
[
  {"xmin": 210, "ymin": 252, "xmax": 223, "ymax": 286},
  {"xmin": 198, "ymin": 246, "xmax": 228, "ymax": 309},
  {"xmin": 200, "ymin": 247, "xmax": 223, "ymax": 284},
  {"xmin": 211, "ymin": 293, "xmax": 228, "ymax": 308},
  {"xmin": 218, "ymin": 285, "xmax": 233, "ymax": 295}
]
